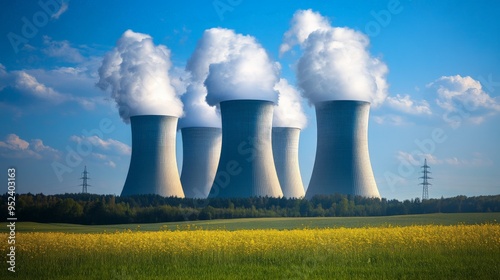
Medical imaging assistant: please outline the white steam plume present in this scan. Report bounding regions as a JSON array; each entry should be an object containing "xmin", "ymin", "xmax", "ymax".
[
  {"xmin": 178, "ymin": 28, "xmax": 236, "ymax": 128},
  {"xmin": 203, "ymin": 28, "xmax": 280, "ymax": 106},
  {"xmin": 280, "ymin": 9, "xmax": 388, "ymax": 106},
  {"xmin": 273, "ymin": 78, "xmax": 307, "ymax": 128},
  {"xmin": 97, "ymin": 30, "xmax": 183, "ymax": 123}
]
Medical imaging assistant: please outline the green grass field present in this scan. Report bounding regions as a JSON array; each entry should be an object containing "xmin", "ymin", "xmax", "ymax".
[
  {"xmin": 2, "ymin": 213, "xmax": 499, "ymax": 279},
  {"xmin": 6, "ymin": 212, "xmax": 500, "ymax": 233}
]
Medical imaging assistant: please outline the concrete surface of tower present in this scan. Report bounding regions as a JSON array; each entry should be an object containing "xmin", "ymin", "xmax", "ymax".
[
  {"xmin": 209, "ymin": 100, "xmax": 283, "ymax": 198},
  {"xmin": 306, "ymin": 100, "xmax": 380, "ymax": 199},
  {"xmin": 180, "ymin": 127, "xmax": 222, "ymax": 198},
  {"xmin": 272, "ymin": 127, "xmax": 305, "ymax": 198},
  {"xmin": 121, "ymin": 115, "xmax": 185, "ymax": 197}
]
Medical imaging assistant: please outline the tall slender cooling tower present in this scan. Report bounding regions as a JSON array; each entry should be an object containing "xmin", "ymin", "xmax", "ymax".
[
  {"xmin": 208, "ymin": 100, "xmax": 283, "ymax": 198},
  {"xmin": 180, "ymin": 127, "xmax": 222, "ymax": 198},
  {"xmin": 272, "ymin": 127, "xmax": 305, "ymax": 198},
  {"xmin": 306, "ymin": 100, "xmax": 380, "ymax": 199},
  {"xmin": 121, "ymin": 115, "xmax": 185, "ymax": 197}
]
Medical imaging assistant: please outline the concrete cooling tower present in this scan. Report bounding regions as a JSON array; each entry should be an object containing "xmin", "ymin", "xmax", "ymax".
[
  {"xmin": 180, "ymin": 127, "xmax": 222, "ymax": 198},
  {"xmin": 208, "ymin": 100, "xmax": 283, "ymax": 198},
  {"xmin": 272, "ymin": 127, "xmax": 305, "ymax": 198},
  {"xmin": 306, "ymin": 100, "xmax": 380, "ymax": 199},
  {"xmin": 121, "ymin": 115, "xmax": 185, "ymax": 197}
]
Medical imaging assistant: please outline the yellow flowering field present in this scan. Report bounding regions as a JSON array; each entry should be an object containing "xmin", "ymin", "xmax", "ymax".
[{"xmin": 3, "ymin": 224, "xmax": 500, "ymax": 279}]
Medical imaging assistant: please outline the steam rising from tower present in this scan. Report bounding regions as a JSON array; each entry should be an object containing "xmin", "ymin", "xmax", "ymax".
[
  {"xmin": 280, "ymin": 9, "xmax": 388, "ymax": 106},
  {"xmin": 200, "ymin": 28, "xmax": 282, "ymax": 198},
  {"xmin": 203, "ymin": 28, "xmax": 280, "ymax": 105},
  {"xmin": 97, "ymin": 29, "xmax": 183, "ymax": 122},
  {"xmin": 98, "ymin": 30, "xmax": 184, "ymax": 197},
  {"xmin": 281, "ymin": 10, "xmax": 386, "ymax": 198}
]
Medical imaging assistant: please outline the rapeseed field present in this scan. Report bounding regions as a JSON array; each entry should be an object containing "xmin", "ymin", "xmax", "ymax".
[{"xmin": 3, "ymin": 224, "xmax": 500, "ymax": 279}]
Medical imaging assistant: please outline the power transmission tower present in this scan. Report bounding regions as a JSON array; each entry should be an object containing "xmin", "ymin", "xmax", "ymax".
[
  {"xmin": 80, "ymin": 166, "xmax": 90, "ymax": 193},
  {"xmin": 420, "ymin": 159, "xmax": 432, "ymax": 200}
]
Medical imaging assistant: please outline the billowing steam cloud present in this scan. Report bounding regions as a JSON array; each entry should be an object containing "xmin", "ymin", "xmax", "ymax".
[
  {"xmin": 280, "ymin": 10, "xmax": 388, "ymax": 106},
  {"xmin": 178, "ymin": 28, "xmax": 235, "ymax": 128},
  {"xmin": 273, "ymin": 79, "xmax": 307, "ymax": 128},
  {"xmin": 202, "ymin": 28, "xmax": 280, "ymax": 106},
  {"xmin": 97, "ymin": 30, "xmax": 183, "ymax": 123}
]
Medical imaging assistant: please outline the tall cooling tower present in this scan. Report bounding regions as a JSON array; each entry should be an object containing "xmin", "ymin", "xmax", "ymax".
[
  {"xmin": 306, "ymin": 100, "xmax": 380, "ymax": 199},
  {"xmin": 180, "ymin": 127, "xmax": 222, "ymax": 198},
  {"xmin": 272, "ymin": 127, "xmax": 305, "ymax": 198},
  {"xmin": 121, "ymin": 115, "xmax": 185, "ymax": 197},
  {"xmin": 208, "ymin": 100, "xmax": 283, "ymax": 198}
]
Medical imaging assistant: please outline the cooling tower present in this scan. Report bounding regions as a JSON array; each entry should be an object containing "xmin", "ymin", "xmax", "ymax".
[
  {"xmin": 272, "ymin": 127, "xmax": 305, "ymax": 198},
  {"xmin": 306, "ymin": 100, "xmax": 380, "ymax": 199},
  {"xmin": 121, "ymin": 115, "xmax": 184, "ymax": 197},
  {"xmin": 180, "ymin": 127, "xmax": 222, "ymax": 198},
  {"xmin": 208, "ymin": 100, "xmax": 283, "ymax": 198}
]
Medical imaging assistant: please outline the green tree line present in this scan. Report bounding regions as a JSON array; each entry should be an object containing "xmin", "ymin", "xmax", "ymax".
[{"xmin": 1, "ymin": 193, "xmax": 499, "ymax": 225}]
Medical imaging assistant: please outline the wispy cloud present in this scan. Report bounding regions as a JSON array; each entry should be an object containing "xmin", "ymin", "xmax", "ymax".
[
  {"xmin": 397, "ymin": 151, "xmax": 493, "ymax": 167},
  {"xmin": 427, "ymin": 75, "xmax": 500, "ymax": 126},
  {"xmin": 0, "ymin": 63, "xmax": 103, "ymax": 111},
  {"xmin": 372, "ymin": 115, "xmax": 408, "ymax": 126},
  {"xmin": 70, "ymin": 135, "xmax": 131, "ymax": 156},
  {"xmin": 13, "ymin": 71, "xmax": 66, "ymax": 102},
  {"xmin": 42, "ymin": 36, "xmax": 84, "ymax": 63},
  {"xmin": 91, "ymin": 153, "xmax": 117, "ymax": 168},
  {"xmin": 51, "ymin": 1, "xmax": 69, "ymax": 20},
  {"xmin": 0, "ymin": 134, "xmax": 60, "ymax": 160},
  {"xmin": 386, "ymin": 94, "xmax": 432, "ymax": 115}
]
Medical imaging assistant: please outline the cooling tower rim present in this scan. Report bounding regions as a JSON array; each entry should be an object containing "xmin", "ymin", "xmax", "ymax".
[
  {"xmin": 314, "ymin": 100, "xmax": 371, "ymax": 106},
  {"xmin": 181, "ymin": 126, "xmax": 222, "ymax": 131},
  {"xmin": 272, "ymin": 126, "xmax": 302, "ymax": 131},
  {"xmin": 130, "ymin": 114, "xmax": 179, "ymax": 119},
  {"xmin": 220, "ymin": 99, "xmax": 276, "ymax": 106}
]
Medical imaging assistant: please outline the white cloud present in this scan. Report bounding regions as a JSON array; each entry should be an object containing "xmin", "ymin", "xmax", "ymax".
[
  {"xmin": 106, "ymin": 160, "xmax": 117, "ymax": 168},
  {"xmin": 427, "ymin": 75, "xmax": 500, "ymax": 126},
  {"xmin": 43, "ymin": 36, "xmax": 84, "ymax": 63},
  {"xmin": 0, "ymin": 134, "xmax": 60, "ymax": 160},
  {"xmin": 70, "ymin": 135, "xmax": 131, "ymax": 155},
  {"xmin": 372, "ymin": 115, "xmax": 407, "ymax": 126},
  {"xmin": 13, "ymin": 71, "xmax": 65, "ymax": 102},
  {"xmin": 0, "ymin": 64, "xmax": 104, "ymax": 111},
  {"xmin": 386, "ymin": 94, "xmax": 432, "ymax": 115},
  {"xmin": 396, "ymin": 151, "xmax": 493, "ymax": 167},
  {"xmin": 51, "ymin": 1, "xmax": 69, "ymax": 19},
  {"xmin": 91, "ymin": 153, "xmax": 117, "ymax": 168}
]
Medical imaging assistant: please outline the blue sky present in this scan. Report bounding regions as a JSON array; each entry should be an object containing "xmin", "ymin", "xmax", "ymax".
[{"xmin": 1, "ymin": 0, "xmax": 499, "ymax": 200}]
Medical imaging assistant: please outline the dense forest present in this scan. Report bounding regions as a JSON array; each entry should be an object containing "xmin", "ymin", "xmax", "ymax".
[{"xmin": 2, "ymin": 193, "xmax": 499, "ymax": 225}]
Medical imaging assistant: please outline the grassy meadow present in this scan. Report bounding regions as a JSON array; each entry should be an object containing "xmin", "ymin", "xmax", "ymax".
[{"xmin": 2, "ymin": 213, "xmax": 499, "ymax": 279}]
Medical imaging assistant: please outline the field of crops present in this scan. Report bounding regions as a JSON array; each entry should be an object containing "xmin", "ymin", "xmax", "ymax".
[{"xmin": 2, "ymin": 223, "xmax": 500, "ymax": 279}]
